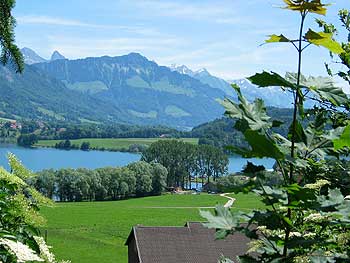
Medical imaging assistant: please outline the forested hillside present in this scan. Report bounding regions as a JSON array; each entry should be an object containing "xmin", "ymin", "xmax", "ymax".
[
  {"xmin": 192, "ymin": 107, "xmax": 292, "ymax": 149},
  {"xmin": 33, "ymin": 53, "xmax": 226, "ymax": 128},
  {"xmin": 1, "ymin": 49, "xmax": 312, "ymax": 130},
  {"xmin": 0, "ymin": 64, "xmax": 127, "ymax": 123}
]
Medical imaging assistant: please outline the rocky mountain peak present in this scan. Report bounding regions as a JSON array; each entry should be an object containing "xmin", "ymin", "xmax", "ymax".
[
  {"xmin": 51, "ymin": 51, "xmax": 66, "ymax": 61},
  {"xmin": 21, "ymin": 47, "xmax": 47, "ymax": 64}
]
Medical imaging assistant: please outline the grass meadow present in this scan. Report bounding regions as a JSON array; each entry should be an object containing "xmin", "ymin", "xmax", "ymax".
[
  {"xmin": 41, "ymin": 193, "xmax": 264, "ymax": 263},
  {"xmin": 36, "ymin": 137, "xmax": 199, "ymax": 151}
]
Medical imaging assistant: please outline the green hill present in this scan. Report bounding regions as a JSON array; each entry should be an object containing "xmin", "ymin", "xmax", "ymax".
[
  {"xmin": 0, "ymin": 64, "xmax": 127, "ymax": 123},
  {"xmin": 33, "ymin": 53, "xmax": 226, "ymax": 128}
]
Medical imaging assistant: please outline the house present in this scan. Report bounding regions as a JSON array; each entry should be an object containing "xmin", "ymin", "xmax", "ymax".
[
  {"xmin": 9, "ymin": 121, "xmax": 21, "ymax": 130},
  {"xmin": 202, "ymin": 182, "xmax": 218, "ymax": 193},
  {"xmin": 125, "ymin": 222, "xmax": 249, "ymax": 263}
]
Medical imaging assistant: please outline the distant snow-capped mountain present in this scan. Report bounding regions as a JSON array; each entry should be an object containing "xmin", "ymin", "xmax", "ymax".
[
  {"xmin": 170, "ymin": 64, "xmax": 194, "ymax": 75},
  {"xmin": 230, "ymin": 79, "xmax": 295, "ymax": 108},
  {"xmin": 170, "ymin": 64, "xmax": 296, "ymax": 108},
  {"xmin": 170, "ymin": 64, "xmax": 234, "ymax": 97}
]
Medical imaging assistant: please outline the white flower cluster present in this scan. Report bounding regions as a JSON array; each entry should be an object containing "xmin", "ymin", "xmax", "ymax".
[
  {"xmin": 34, "ymin": 236, "xmax": 71, "ymax": 263},
  {"xmin": 34, "ymin": 236, "xmax": 56, "ymax": 263},
  {"xmin": 293, "ymin": 255, "xmax": 310, "ymax": 263},
  {"xmin": 0, "ymin": 237, "xmax": 71, "ymax": 263},
  {"xmin": 0, "ymin": 238, "xmax": 43, "ymax": 262},
  {"xmin": 304, "ymin": 180, "xmax": 330, "ymax": 190},
  {"xmin": 247, "ymin": 239, "xmax": 264, "ymax": 253},
  {"xmin": 304, "ymin": 213, "xmax": 328, "ymax": 223},
  {"xmin": 303, "ymin": 232, "xmax": 316, "ymax": 238},
  {"xmin": 289, "ymin": 232, "xmax": 302, "ymax": 237}
]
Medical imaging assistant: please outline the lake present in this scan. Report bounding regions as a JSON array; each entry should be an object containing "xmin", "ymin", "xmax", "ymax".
[{"xmin": 0, "ymin": 144, "xmax": 275, "ymax": 173}]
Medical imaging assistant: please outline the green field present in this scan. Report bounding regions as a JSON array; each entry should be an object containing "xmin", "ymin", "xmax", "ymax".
[
  {"xmin": 0, "ymin": 117, "xmax": 16, "ymax": 122},
  {"xmin": 36, "ymin": 137, "xmax": 199, "ymax": 151},
  {"xmin": 41, "ymin": 193, "xmax": 264, "ymax": 263},
  {"xmin": 34, "ymin": 138, "xmax": 198, "ymax": 151}
]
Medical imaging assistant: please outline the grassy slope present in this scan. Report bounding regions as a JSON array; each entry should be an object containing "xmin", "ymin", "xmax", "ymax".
[
  {"xmin": 36, "ymin": 138, "xmax": 199, "ymax": 151},
  {"xmin": 41, "ymin": 193, "xmax": 264, "ymax": 263}
]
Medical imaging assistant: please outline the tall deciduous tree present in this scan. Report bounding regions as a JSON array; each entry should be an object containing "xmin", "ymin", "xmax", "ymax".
[
  {"xmin": 0, "ymin": 0, "xmax": 23, "ymax": 72},
  {"xmin": 127, "ymin": 161, "xmax": 153, "ymax": 196},
  {"xmin": 201, "ymin": 1, "xmax": 350, "ymax": 262},
  {"xmin": 142, "ymin": 140, "xmax": 228, "ymax": 188},
  {"xmin": 151, "ymin": 162, "xmax": 168, "ymax": 195}
]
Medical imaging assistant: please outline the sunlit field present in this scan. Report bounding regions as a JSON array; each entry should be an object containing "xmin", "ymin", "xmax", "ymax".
[{"xmin": 41, "ymin": 193, "xmax": 264, "ymax": 263}]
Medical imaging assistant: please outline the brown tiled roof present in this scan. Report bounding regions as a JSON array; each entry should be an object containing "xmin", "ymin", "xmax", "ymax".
[{"xmin": 125, "ymin": 222, "xmax": 250, "ymax": 263}]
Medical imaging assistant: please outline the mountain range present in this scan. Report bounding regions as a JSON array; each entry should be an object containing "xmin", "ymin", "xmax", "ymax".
[
  {"xmin": 1, "ymin": 48, "xmax": 229, "ymax": 128},
  {"xmin": 170, "ymin": 64, "xmax": 297, "ymax": 108},
  {"xmin": 0, "ymin": 47, "xmax": 303, "ymax": 129},
  {"xmin": 21, "ymin": 48, "xmax": 66, "ymax": 64}
]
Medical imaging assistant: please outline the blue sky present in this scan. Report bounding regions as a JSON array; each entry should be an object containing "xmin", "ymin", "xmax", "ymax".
[{"xmin": 13, "ymin": 0, "xmax": 349, "ymax": 83}]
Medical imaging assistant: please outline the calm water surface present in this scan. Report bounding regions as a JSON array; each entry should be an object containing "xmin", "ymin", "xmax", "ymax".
[
  {"xmin": 0, "ymin": 144, "xmax": 140, "ymax": 172},
  {"xmin": 0, "ymin": 144, "xmax": 275, "ymax": 173}
]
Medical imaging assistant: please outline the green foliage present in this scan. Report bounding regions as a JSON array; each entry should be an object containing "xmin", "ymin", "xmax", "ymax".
[
  {"xmin": 31, "ymin": 161, "xmax": 168, "ymax": 201},
  {"xmin": 80, "ymin": 141, "xmax": 90, "ymax": 151},
  {"xmin": 201, "ymin": 1, "xmax": 350, "ymax": 262},
  {"xmin": 299, "ymin": 75, "xmax": 349, "ymax": 107},
  {"xmin": 142, "ymin": 140, "xmax": 228, "ymax": 188},
  {"xmin": 149, "ymin": 162, "xmax": 168, "ymax": 195},
  {"xmin": 127, "ymin": 161, "xmax": 153, "ymax": 196},
  {"xmin": 0, "ymin": 153, "xmax": 69, "ymax": 262},
  {"xmin": 333, "ymin": 124, "xmax": 350, "ymax": 151},
  {"xmin": 0, "ymin": 0, "xmax": 24, "ymax": 73},
  {"xmin": 17, "ymin": 133, "xmax": 38, "ymax": 147},
  {"xmin": 191, "ymin": 108, "xmax": 292, "ymax": 151},
  {"xmin": 222, "ymin": 85, "xmax": 285, "ymax": 160},
  {"xmin": 317, "ymin": 9, "xmax": 350, "ymax": 86},
  {"xmin": 22, "ymin": 120, "xmax": 188, "ymax": 143},
  {"xmin": 304, "ymin": 29, "xmax": 343, "ymax": 54},
  {"xmin": 248, "ymin": 71, "xmax": 297, "ymax": 90},
  {"xmin": 54, "ymin": 139, "xmax": 76, "ymax": 150},
  {"xmin": 282, "ymin": 0, "xmax": 329, "ymax": 15},
  {"xmin": 265, "ymin": 34, "xmax": 290, "ymax": 43}
]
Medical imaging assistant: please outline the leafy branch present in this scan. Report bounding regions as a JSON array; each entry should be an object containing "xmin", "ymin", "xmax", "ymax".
[{"xmin": 201, "ymin": 1, "xmax": 350, "ymax": 262}]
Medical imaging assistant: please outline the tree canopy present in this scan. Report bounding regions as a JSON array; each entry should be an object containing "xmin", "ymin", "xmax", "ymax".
[
  {"xmin": 0, "ymin": 0, "xmax": 23, "ymax": 72},
  {"xmin": 142, "ymin": 140, "xmax": 228, "ymax": 188},
  {"xmin": 201, "ymin": 1, "xmax": 350, "ymax": 262}
]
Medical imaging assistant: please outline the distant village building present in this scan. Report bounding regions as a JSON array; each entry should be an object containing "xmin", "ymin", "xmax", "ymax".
[
  {"xmin": 9, "ymin": 121, "xmax": 21, "ymax": 130},
  {"xmin": 125, "ymin": 222, "xmax": 249, "ymax": 263}
]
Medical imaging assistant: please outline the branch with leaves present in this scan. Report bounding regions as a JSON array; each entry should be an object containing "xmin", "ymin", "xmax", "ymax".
[
  {"xmin": 0, "ymin": 0, "xmax": 24, "ymax": 73},
  {"xmin": 201, "ymin": 1, "xmax": 350, "ymax": 262},
  {"xmin": 0, "ymin": 154, "xmax": 69, "ymax": 263}
]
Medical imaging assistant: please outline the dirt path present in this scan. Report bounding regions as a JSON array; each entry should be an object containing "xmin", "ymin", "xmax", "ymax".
[
  {"xmin": 220, "ymin": 193, "xmax": 235, "ymax": 208},
  {"xmin": 144, "ymin": 193, "xmax": 236, "ymax": 209}
]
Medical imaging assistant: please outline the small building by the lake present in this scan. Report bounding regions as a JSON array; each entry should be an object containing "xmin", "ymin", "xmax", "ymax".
[{"xmin": 125, "ymin": 222, "xmax": 249, "ymax": 263}]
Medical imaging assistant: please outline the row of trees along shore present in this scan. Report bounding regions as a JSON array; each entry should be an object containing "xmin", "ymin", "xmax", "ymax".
[
  {"xmin": 31, "ymin": 161, "xmax": 167, "ymax": 202},
  {"xmin": 142, "ymin": 140, "xmax": 228, "ymax": 188},
  {"xmin": 30, "ymin": 140, "xmax": 229, "ymax": 202}
]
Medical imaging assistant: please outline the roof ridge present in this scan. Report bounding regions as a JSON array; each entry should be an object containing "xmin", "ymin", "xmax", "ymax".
[{"xmin": 134, "ymin": 225, "xmax": 187, "ymax": 229}]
